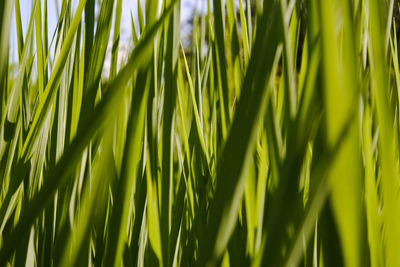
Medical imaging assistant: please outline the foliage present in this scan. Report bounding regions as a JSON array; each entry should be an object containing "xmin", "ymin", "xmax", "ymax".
[{"xmin": 0, "ymin": 0, "xmax": 400, "ymax": 266}]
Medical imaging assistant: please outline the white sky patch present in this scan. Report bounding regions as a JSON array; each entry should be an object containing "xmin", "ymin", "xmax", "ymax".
[{"xmin": 101, "ymin": 39, "xmax": 130, "ymax": 79}]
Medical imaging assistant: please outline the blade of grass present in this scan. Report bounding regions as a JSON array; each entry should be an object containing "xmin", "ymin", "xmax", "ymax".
[{"xmin": 198, "ymin": 2, "xmax": 282, "ymax": 265}]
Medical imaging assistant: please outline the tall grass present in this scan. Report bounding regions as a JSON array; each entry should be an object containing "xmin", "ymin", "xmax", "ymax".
[{"xmin": 1, "ymin": 0, "xmax": 400, "ymax": 266}]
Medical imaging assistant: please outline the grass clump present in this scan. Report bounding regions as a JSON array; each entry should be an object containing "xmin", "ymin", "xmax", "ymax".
[{"xmin": 1, "ymin": 0, "xmax": 400, "ymax": 266}]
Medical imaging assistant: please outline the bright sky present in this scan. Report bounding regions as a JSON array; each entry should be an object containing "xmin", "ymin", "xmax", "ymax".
[{"xmin": 9, "ymin": 0, "xmax": 208, "ymax": 65}]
